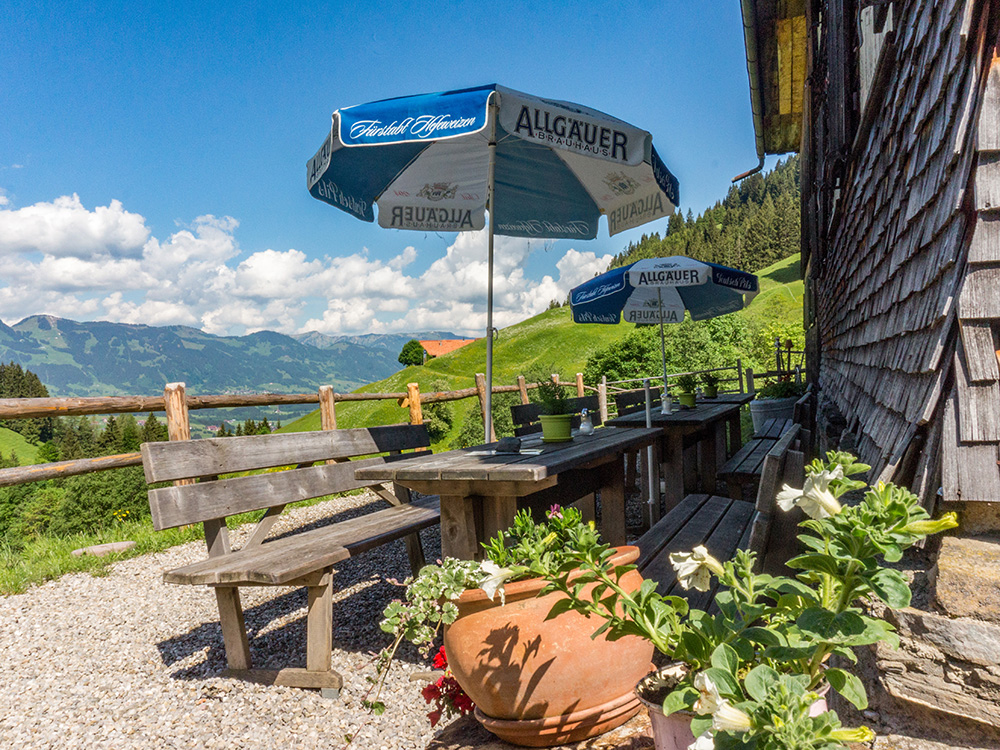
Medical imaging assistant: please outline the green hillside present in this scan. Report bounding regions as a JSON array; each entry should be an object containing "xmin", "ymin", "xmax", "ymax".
[
  {"xmin": 285, "ymin": 254, "xmax": 804, "ymax": 446},
  {"xmin": 0, "ymin": 427, "xmax": 39, "ymax": 465}
]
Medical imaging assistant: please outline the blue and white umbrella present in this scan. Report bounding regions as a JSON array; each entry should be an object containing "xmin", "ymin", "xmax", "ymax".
[
  {"xmin": 307, "ymin": 84, "xmax": 680, "ymax": 438},
  {"xmin": 570, "ymin": 256, "xmax": 758, "ymax": 405}
]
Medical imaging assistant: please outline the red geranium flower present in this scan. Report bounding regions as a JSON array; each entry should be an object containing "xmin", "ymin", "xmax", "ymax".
[{"xmin": 421, "ymin": 647, "xmax": 475, "ymax": 727}]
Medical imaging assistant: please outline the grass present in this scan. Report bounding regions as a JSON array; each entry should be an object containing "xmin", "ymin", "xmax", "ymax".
[{"xmin": 0, "ymin": 427, "xmax": 40, "ymax": 465}]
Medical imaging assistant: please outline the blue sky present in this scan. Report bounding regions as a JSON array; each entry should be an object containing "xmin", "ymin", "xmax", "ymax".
[{"xmin": 0, "ymin": 1, "xmax": 767, "ymax": 338}]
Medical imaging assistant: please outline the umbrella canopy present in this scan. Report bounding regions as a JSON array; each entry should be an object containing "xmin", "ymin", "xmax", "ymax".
[
  {"xmin": 569, "ymin": 256, "xmax": 758, "ymax": 408},
  {"xmin": 307, "ymin": 84, "xmax": 680, "ymax": 438}
]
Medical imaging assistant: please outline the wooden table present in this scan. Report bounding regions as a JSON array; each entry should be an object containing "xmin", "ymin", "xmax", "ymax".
[
  {"xmin": 605, "ymin": 401, "xmax": 745, "ymax": 512},
  {"xmin": 355, "ymin": 427, "xmax": 660, "ymax": 559}
]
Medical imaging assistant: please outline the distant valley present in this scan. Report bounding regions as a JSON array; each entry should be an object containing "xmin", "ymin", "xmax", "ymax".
[{"xmin": 0, "ymin": 316, "xmax": 460, "ymax": 398}]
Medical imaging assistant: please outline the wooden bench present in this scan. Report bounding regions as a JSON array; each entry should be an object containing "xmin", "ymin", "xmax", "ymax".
[
  {"xmin": 613, "ymin": 387, "xmax": 663, "ymax": 416},
  {"xmin": 635, "ymin": 425, "xmax": 802, "ymax": 610},
  {"xmin": 141, "ymin": 424, "xmax": 441, "ymax": 696},
  {"xmin": 510, "ymin": 394, "xmax": 602, "ymax": 436},
  {"xmin": 753, "ymin": 417, "xmax": 795, "ymax": 439}
]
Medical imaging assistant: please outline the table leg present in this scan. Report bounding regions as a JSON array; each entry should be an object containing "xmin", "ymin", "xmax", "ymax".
[
  {"xmin": 699, "ymin": 424, "xmax": 719, "ymax": 494},
  {"xmin": 598, "ymin": 456, "xmax": 626, "ymax": 547},
  {"xmin": 482, "ymin": 495, "xmax": 518, "ymax": 550},
  {"xmin": 439, "ymin": 494, "xmax": 479, "ymax": 560},
  {"xmin": 728, "ymin": 412, "xmax": 742, "ymax": 456},
  {"xmin": 661, "ymin": 433, "xmax": 684, "ymax": 512}
]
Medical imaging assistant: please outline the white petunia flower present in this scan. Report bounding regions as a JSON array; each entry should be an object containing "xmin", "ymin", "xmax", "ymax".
[
  {"xmin": 669, "ymin": 545, "xmax": 724, "ymax": 591},
  {"xmin": 776, "ymin": 467, "xmax": 844, "ymax": 519},
  {"xmin": 693, "ymin": 672, "xmax": 723, "ymax": 715},
  {"xmin": 711, "ymin": 700, "xmax": 753, "ymax": 732},
  {"xmin": 688, "ymin": 731, "xmax": 715, "ymax": 750},
  {"xmin": 479, "ymin": 560, "xmax": 515, "ymax": 604}
]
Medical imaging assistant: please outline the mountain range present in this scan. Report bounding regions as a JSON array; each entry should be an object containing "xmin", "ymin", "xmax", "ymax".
[{"xmin": 0, "ymin": 315, "xmax": 460, "ymax": 397}]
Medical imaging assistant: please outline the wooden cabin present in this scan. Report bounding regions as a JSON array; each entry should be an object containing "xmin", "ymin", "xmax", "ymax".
[{"xmin": 738, "ymin": 0, "xmax": 1000, "ymax": 732}]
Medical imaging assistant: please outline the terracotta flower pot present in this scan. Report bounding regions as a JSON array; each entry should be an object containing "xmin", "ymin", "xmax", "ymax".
[{"xmin": 443, "ymin": 546, "xmax": 654, "ymax": 747}]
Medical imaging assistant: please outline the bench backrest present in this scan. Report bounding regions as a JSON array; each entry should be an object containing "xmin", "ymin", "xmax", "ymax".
[
  {"xmin": 748, "ymin": 423, "xmax": 804, "ymax": 559},
  {"xmin": 613, "ymin": 388, "xmax": 662, "ymax": 416},
  {"xmin": 510, "ymin": 395, "xmax": 602, "ymax": 436},
  {"xmin": 142, "ymin": 424, "xmax": 430, "ymax": 531}
]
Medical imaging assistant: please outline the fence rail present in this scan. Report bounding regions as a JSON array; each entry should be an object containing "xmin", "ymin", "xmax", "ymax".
[{"xmin": 0, "ymin": 361, "xmax": 758, "ymax": 490}]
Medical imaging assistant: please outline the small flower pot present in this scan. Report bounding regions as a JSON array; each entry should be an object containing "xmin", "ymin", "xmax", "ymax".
[
  {"xmin": 677, "ymin": 391, "xmax": 697, "ymax": 408},
  {"xmin": 539, "ymin": 413, "xmax": 574, "ymax": 442},
  {"xmin": 635, "ymin": 665, "xmax": 695, "ymax": 750},
  {"xmin": 702, "ymin": 385, "xmax": 718, "ymax": 398}
]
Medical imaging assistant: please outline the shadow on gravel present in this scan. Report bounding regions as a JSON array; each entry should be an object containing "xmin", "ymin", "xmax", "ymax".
[{"xmin": 155, "ymin": 520, "xmax": 441, "ymax": 680}]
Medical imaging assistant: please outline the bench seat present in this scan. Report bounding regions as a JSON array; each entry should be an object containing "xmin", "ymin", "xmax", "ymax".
[
  {"xmin": 636, "ymin": 494, "xmax": 753, "ymax": 610},
  {"xmin": 165, "ymin": 496, "xmax": 441, "ymax": 586},
  {"xmin": 753, "ymin": 417, "xmax": 795, "ymax": 439},
  {"xmin": 717, "ymin": 436, "xmax": 779, "ymax": 500}
]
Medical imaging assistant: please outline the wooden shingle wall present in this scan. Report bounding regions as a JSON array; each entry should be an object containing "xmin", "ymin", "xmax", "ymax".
[
  {"xmin": 814, "ymin": 0, "xmax": 993, "ymax": 492},
  {"xmin": 945, "ymin": 50, "xmax": 1000, "ymax": 503}
]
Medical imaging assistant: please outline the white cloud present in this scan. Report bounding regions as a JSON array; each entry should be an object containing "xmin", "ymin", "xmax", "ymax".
[
  {"xmin": 0, "ymin": 195, "xmax": 613, "ymax": 337},
  {"xmin": 0, "ymin": 194, "xmax": 149, "ymax": 257}
]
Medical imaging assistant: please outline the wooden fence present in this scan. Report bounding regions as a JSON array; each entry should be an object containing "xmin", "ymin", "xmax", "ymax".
[{"xmin": 0, "ymin": 362, "xmax": 752, "ymax": 490}]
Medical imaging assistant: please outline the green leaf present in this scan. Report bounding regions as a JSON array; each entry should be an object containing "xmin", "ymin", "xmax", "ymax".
[
  {"xmin": 744, "ymin": 665, "xmax": 780, "ymax": 702},
  {"xmin": 691, "ymin": 715, "xmax": 713, "ymax": 738},
  {"xmin": 661, "ymin": 686, "xmax": 699, "ymax": 717},
  {"xmin": 544, "ymin": 597, "xmax": 576, "ymax": 620},
  {"xmin": 786, "ymin": 554, "xmax": 845, "ymax": 577},
  {"xmin": 710, "ymin": 642, "xmax": 740, "ymax": 674},
  {"xmin": 826, "ymin": 668, "xmax": 868, "ymax": 710},
  {"xmin": 869, "ymin": 568, "xmax": 912, "ymax": 608},
  {"xmin": 703, "ymin": 667, "xmax": 741, "ymax": 700}
]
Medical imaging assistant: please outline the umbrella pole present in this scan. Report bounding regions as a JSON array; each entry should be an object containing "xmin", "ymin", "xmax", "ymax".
[
  {"xmin": 485, "ymin": 101, "xmax": 498, "ymax": 443},
  {"xmin": 658, "ymin": 288, "xmax": 670, "ymax": 414}
]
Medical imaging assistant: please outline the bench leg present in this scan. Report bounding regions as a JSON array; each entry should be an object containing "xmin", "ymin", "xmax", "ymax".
[
  {"xmin": 661, "ymin": 434, "xmax": 684, "ymax": 512},
  {"xmin": 307, "ymin": 572, "xmax": 333, "ymax": 673},
  {"xmin": 598, "ymin": 457, "xmax": 627, "ymax": 547},
  {"xmin": 625, "ymin": 450, "xmax": 638, "ymax": 489},
  {"xmin": 727, "ymin": 412, "xmax": 742, "ymax": 457},
  {"xmin": 215, "ymin": 586, "xmax": 251, "ymax": 670}
]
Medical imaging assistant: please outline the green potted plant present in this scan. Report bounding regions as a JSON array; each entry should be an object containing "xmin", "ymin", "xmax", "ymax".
[
  {"xmin": 700, "ymin": 372, "xmax": 720, "ymax": 398},
  {"xmin": 749, "ymin": 378, "xmax": 805, "ymax": 432},
  {"xmin": 541, "ymin": 451, "xmax": 958, "ymax": 750},
  {"xmin": 534, "ymin": 375, "xmax": 574, "ymax": 442},
  {"xmin": 674, "ymin": 374, "xmax": 698, "ymax": 408},
  {"xmin": 368, "ymin": 506, "xmax": 654, "ymax": 746}
]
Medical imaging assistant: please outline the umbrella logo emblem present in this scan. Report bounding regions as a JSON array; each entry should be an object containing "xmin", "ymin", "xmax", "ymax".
[
  {"xmin": 417, "ymin": 182, "xmax": 459, "ymax": 202},
  {"xmin": 604, "ymin": 172, "xmax": 639, "ymax": 196}
]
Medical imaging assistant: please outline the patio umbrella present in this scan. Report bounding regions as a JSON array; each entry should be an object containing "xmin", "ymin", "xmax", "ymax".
[
  {"xmin": 569, "ymin": 255, "xmax": 758, "ymax": 411},
  {"xmin": 307, "ymin": 84, "xmax": 680, "ymax": 439}
]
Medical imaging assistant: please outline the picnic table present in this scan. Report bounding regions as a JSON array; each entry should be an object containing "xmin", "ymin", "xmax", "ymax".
[
  {"xmin": 355, "ymin": 427, "xmax": 660, "ymax": 559},
  {"xmin": 605, "ymin": 400, "xmax": 745, "ymax": 512}
]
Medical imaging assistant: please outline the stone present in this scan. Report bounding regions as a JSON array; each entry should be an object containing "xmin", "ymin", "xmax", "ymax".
[
  {"xmin": 70, "ymin": 541, "xmax": 136, "ymax": 557},
  {"xmin": 427, "ymin": 711, "xmax": 653, "ymax": 750},
  {"xmin": 933, "ymin": 535, "xmax": 1000, "ymax": 624},
  {"xmin": 953, "ymin": 502, "xmax": 1000, "ymax": 535},
  {"xmin": 887, "ymin": 607, "xmax": 1000, "ymax": 667}
]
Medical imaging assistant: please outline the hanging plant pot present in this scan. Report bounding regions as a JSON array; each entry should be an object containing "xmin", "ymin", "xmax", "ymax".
[
  {"xmin": 443, "ymin": 546, "xmax": 654, "ymax": 747},
  {"xmin": 538, "ymin": 413, "xmax": 574, "ymax": 442}
]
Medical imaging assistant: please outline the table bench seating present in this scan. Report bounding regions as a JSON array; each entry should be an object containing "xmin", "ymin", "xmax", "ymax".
[
  {"xmin": 636, "ymin": 425, "xmax": 802, "ymax": 610},
  {"xmin": 613, "ymin": 388, "xmax": 662, "ymax": 416},
  {"xmin": 141, "ymin": 424, "xmax": 441, "ymax": 696},
  {"xmin": 510, "ymin": 394, "xmax": 602, "ymax": 436},
  {"xmin": 753, "ymin": 417, "xmax": 795, "ymax": 439}
]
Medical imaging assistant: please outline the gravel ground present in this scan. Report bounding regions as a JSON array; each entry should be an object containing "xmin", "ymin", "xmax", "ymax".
[{"xmin": 0, "ymin": 491, "xmax": 447, "ymax": 750}]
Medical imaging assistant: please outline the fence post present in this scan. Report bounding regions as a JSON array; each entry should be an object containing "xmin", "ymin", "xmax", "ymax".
[
  {"xmin": 551, "ymin": 373, "xmax": 559, "ymax": 386},
  {"xmin": 598, "ymin": 375, "xmax": 608, "ymax": 423},
  {"xmin": 736, "ymin": 358, "xmax": 744, "ymax": 394},
  {"xmin": 746, "ymin": 368, "xmax": 756, "ymax": 395},
  {"xmin": 517, "ymin": 375, "xmax": 529, "ymax": 404},
  {"xmin": 575, "ymin": 373, "xmax": 585, "ymax": 397},
  {"xmin": 794, "ymin": 365, "xmax": 802, "ymax": 385},
  {"xmin": 775, "ymin": 337, "xmax": 783, "ymax": 372},
  {"xmin": 406, "ymin": 382, "xmax": 423, "ymax": 425},
  {"xmin": 475, "ymin": 373, "xmax": 495, "ymax": 442},
  {"xmin": 318, "ymin": 385, "xmax": 337, "ymax": 431}
]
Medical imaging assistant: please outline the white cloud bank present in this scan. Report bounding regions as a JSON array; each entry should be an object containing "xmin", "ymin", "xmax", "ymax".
[{"xmin": 0, "ymin": 194, "xmax": 612, "ymax": 337}]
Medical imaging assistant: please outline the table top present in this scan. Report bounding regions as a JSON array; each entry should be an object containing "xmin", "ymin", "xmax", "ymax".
[
  {"xmin": 703, "ymin": 392, "xmax": 754, "ymax": 406},
  {"xmin": 605, "ymin": 399, "xmax": 743, "ymax": 427},
  {"xmin": 355, "ymin": 426, "xmax": 660, "ymax": 484}
]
